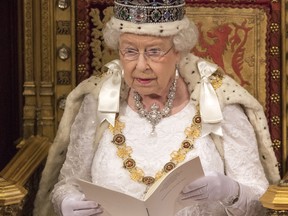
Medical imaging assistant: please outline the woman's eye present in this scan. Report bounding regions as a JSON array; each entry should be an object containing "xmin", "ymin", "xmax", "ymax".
[
  {"xmin": 125, "ymin": 49, "xmax": 138, "ymax": 54},
  {"xmin": 147, "ymin": 49, "xmax": 161, "ymax": 55}
]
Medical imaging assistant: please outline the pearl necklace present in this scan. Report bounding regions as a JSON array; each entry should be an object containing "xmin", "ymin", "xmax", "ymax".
[
  {"xmin": 109, "ymin": 105, "xmax": 201, "ymax": 186},
  {"xmin": 133, "ymin": 79, "xmax": 177, "ymax": 136}
]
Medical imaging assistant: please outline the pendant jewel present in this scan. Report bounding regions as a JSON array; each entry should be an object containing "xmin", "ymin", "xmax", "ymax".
[
  {"xmin": 133, "ymin": 79, "xmax": 178, "ymax": 135},
  {"xmin": 150, "ymin": 130, "xmax": 157, "ymax": 137}
]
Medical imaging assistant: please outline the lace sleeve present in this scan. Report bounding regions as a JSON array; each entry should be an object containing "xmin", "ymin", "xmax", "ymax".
[
  {"xmin": 221, "ymin": 104, "xmax": 269, "ymax": 215},
  {"xmin": 50, "ymin": 94, "xmax": 99, "ymax": 214}
]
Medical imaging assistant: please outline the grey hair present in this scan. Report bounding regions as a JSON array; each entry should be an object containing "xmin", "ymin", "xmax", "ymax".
[
  {"xmin": 102, "ymin": 22, "xmax": 122, "ymax": 51},
  {"xmin": 102, "ymin": 18, "xmax": 199, "ymax": 55},
  {"xmin": 173, "ymin": 20, "xmax": 199, "ymax": 55}
]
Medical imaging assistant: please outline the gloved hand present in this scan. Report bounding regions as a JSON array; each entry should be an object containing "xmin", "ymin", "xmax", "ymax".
[
  {"xmin": 61, "ymin": 194, "xmax": 103, "ymax": 216},
  {"xmin": 180, "ymin": 171, "xmax": 240, "ymax": 204}
]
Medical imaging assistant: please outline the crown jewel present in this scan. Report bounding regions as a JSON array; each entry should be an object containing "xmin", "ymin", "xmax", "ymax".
[{"xmin": 114, "ymin": 0, "xmax": 186, "ymax": 24}]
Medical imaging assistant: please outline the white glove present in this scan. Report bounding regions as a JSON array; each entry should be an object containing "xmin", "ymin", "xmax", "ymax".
[
  {"xmin": 181, "ymin": 171, "xmax": 239, "ymax": 204},
  {"xmin": 61, "ymin": 194, "xmax": 103, "ymax": 216}
]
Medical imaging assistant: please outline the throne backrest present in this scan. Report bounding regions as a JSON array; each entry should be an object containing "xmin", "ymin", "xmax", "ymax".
[{"xmin": 76, "ymin": 0, "xmax": 284, "ymax": 175}]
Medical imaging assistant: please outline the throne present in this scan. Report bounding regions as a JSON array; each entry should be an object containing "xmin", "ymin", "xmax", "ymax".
[
  {"xmin": 76, "ymin": 0, "xmax": 286, "ymax": 213},
  {"xmin": 0, "ymin": 0, "xmax": 286, "ymax": 215}
]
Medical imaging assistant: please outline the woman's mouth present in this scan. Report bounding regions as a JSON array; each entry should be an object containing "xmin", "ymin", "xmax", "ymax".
[{"xmin": 136, "ymin": 78, "xmax": 153, "ymax": 85}]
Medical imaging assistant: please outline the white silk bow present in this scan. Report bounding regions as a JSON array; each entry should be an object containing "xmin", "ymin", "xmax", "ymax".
[
  {"xmin": 198, "ymin": 60, "xmax": 223, "ymax": 136},
  {"xmin": 98, "ymin": 60, "xmax": 122, "ymax": 126}
]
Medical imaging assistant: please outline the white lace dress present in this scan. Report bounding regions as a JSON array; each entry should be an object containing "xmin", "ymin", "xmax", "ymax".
[{"xmin": 51, "ymin": 94, "xmax": 269, "ymax": 216}]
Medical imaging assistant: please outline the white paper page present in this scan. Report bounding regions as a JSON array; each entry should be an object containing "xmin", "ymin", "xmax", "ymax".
[
  {"xmin": 76, "ymin": 156, "xmax": 204, "ymax": 216},
  {"xmin": 145, "ymin": 156, "xmax": 204, "ymax": 216},
  {"xmin": 76, "ymin": 179, "xmax": 149, "ymax": 216}
]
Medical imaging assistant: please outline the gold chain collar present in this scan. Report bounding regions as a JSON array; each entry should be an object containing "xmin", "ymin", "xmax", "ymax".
[{"xmin": 109, "ymin": 105, "xmax": 202, "ymax": 186}]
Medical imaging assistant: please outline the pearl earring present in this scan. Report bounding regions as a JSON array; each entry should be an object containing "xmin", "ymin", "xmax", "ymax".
[
  {"xmin": 175, "ymin": 65, "xmax": 179, "ymax": 78},
  {"xmin": 121, "ymin": 69, "xmax": 124, "ymax": 78}
]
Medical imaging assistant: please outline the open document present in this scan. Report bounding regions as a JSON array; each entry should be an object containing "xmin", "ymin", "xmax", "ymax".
[{"xmin": 76, "ymin": 156, "xmax": 204, "ymax": 216}]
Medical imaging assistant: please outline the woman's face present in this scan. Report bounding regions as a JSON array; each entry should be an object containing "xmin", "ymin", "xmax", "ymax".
[{"xmin": 119, "ymin": 33, "xmax": 180, "ymax": 97}]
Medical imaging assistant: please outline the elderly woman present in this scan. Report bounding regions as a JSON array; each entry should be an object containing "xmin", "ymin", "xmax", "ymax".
[{"xmin": 34, "ymin": 0, "xmax": 280, "ymax": 216}]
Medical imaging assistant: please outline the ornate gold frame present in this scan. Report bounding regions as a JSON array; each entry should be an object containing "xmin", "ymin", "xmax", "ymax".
[
  {"xmin": 0, "ymin": 0, "xmax": 287, "ymax": 215},
  {"xmin": 22, "ymin": 0, "xmax": 77, "ymax": 142}
]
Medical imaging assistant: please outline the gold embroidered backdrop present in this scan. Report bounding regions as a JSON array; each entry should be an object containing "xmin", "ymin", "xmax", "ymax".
[{"xmin": 76, "ymin": 0, "xmax": 283, "ymax": 174}]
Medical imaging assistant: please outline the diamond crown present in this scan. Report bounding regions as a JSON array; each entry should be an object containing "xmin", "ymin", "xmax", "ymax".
[{"xmin": 114, "ymin": 0, "xmax": 186, "ymax": 24}]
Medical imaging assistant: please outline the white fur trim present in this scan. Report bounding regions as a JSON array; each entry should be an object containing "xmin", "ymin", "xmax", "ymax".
[{"xmin": 108, "ymin": 16, "xmax": 191, "ymax": 36}]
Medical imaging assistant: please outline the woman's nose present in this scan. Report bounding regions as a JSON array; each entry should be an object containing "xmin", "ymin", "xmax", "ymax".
[{"xmin": 135, "ymin": 53, "xmax": 149, "ymax": 72}]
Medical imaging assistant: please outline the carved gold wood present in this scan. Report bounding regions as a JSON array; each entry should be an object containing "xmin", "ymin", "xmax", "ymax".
[
  {"xmin": 22, "ymin": 0, "xmax": 77, "ymax": 141},
  {"xmin": 1, "ymin": 0, "xmax": 76, "ymax": 214},
  {"xmin": 22, "ymin": 0, "xmax": 56, "ymax": 140},
  {"xmin": 261, "ymin": 185, "xmax": 288, "ymax": 210},
  {"xmin": 0, "ymin": 136, "xmax": 51, "ymax": 215},
  {"xmin": 0, "ymin": 178, "xmax": 27, "ymax": 206}
]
